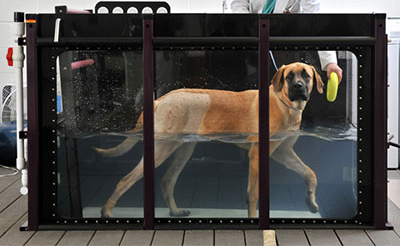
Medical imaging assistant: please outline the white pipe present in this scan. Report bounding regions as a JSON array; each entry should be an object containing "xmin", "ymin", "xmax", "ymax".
[{"xmin": 13, "ymin": 18, "xmax": 27, "ymax": 195}]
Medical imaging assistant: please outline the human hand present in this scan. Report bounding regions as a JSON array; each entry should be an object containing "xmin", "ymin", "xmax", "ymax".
[{"xmin": 326, "ymin": 63, "xmax": 343, "ymax": 83}]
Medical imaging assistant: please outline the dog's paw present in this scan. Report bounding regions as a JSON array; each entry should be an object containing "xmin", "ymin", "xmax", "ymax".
[
  {"xmin": 305, "ymin": 197, "xmax": 319, "ymax": 213},
  {"xmin": 169, "ymin": 209, "xmax": 191, "ymax": 217},
  {"xmin": 101, "ymin": 208, "xmax": 112, "ymax": 218}
]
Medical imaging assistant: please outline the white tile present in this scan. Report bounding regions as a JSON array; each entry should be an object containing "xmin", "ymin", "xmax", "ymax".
[
  {"xmin": 0, "ymin": 23, "xmax": 15, "ymax": 48},
  {"xmin": 189, "ymin": 0, "xmax": 225, "ymax": 13},
  {"xmin": 388, "ymin": 180, "xmax": 400, "ymax": 209},
  {"xmin": 0, "ymin": 0, "xmax": 38, "ymax": 22}
]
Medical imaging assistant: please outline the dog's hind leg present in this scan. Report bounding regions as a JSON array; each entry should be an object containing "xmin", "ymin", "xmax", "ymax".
[
  {"xmin": 101, "ymin": 140, "xmax": 182, "ymax": 218},
  {"xmin": 271, "ymin": 137, "xmax": 319, "ymax": 213},
  {"xmin": 161, "ymin": 143, "xmax": 197, "ymax": 217},
  {"xmin": 247, "ymin": 143, "xmax": 259, "ymax": 218}
]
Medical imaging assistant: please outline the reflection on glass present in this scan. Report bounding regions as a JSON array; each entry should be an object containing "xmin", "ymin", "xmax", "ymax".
[
  {"xmin": 56, "ymin": 50, "xmax": 144, "ymax": 219},
  {"xmin": 154, "ymin": 50, "xmax": 258, "ymax": 218},
  {"xmin": 56, "ymin": 48, "xmax": 358, "ymax": 221},
  {"xmin": 269, "ymin": 51, "xmax": 358, "ymax": 220}
]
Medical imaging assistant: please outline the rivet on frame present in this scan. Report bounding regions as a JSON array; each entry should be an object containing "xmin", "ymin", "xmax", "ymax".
[
  {"xmin": 359, "ymin": 180, "xmax": 362, "ymax": 184},
  {"xmin": 359, "ymin": 201, "xmax": 363, "ymax": 204},
  {"xmin": 220, "ymin": 220, "xmax": 223, "ymax": 224},
  {"xmin": 359, "ymin": 212, "xmax": 363, "ymax": 215},
  {"xmin": 75, "ymin": 220, "xmax": 78, "ymax": 223},
  {"xmin": 126, "ymin": 220, "xmax": 130, "ymax": 223},
  {"xmin": 53, "ymin": 203, "xmax": 56, "ymax": 206},
  {"xmin": 359, "ymin": 170, "xmax": 363, "ymax": 173},
  {"xmin": 52, "ymin": 88, "xmax": 55, "ymax": 91},
  {"xmin": 359, "ymin": 65, "xmax": 363, "ymax": 68},
  {"xmin": 232, "ymin": 47, "xmax": 236, "ymax": 50},
  {"xmin": 52, "ymin": 99, "xmax": 55, "ymax": 102},
  {"xmin": 305, "ymin": 47, "xmax": 309, "ymax": 50},
  {"xmin": 347, "ymin": 47, "xmax": 351, "ymax": 50},
  {"xmin": 85, "ymin": 220, "xmax": 88, "ymax": 223},
  {"xmin": 359, "ymin": 86, "xmax": 362, "ymax": 89},
  {"xmin": 359, "ymin": 222, "xmax": 362, "ymax": 225},
  {"xmin": 292, "ymin": 220, "xmax": 295, "ymax": 223},
  {"xmin": 336, "ymin": 47, "xmax": 340, "ymax": 50},
  {"xmin": 118, "ymin": 47, "xmax": 121, "ymax": 50},
  {"xmin": 359, "ymin": 107, "xmax": 363, "ymax": 110},
  {"xmin": 303, "ymin": 220, "xmax": 306, "ymax": 224},
  {"xmin": 323, "ymin": 220, "xmax": 327, "ymax": 224},
  {"xmin": 284, "ymin": 47, "xmax": 288, "ymax": 50},
  {"xmin": 358, "ymin": 149, "xmax": 362, "ymax": 153},
  {"xmin": 334, "ymin": 220, "xmax": 337, "ymax": 223},
  {"xmin": 189, "ymin": 220, "xmax": 192, "ymax": 223},
  {"xmin": 359, "ymin": 54, "xmax": 363, "ymax": 58},
  {"xmin": 281, "ymin": 220, "xmax": 285, "ymax": 223},
  {"xmin": 95, "ymin": 220, "xmax": 99, "ymax": 223},
  {"xmin": 355, "ymin": 220, "xmax": 358, "ymax": 224},
  {"xmin": 230, "ymin": 220, "xmax": 233, "ymax": 223},
  {"xmin": 116, "ymin": 220, "xmax": 119, "ymax": 223},
  {"xmin": 56, "ymin": 221, "xmax": 60, "ymax": 223},
  {"xmin": 107, "ymin": 47, "xmax": 111, "ymax": 50},
  {"xmin": 97, "ymin": 47, "xmax": 101, "ymax": 50},
  {"xmin": 52, "ymin": 192, "xmax": 56, "ymax": 196},
  {"xmin": 64, "ymin": 221, "xmax": 67, "ymax": 224},
  {"xmin": 242, "ymin": 47, "xmax": 246, "ymax": 50},
  {"xmin": 272, "ymin": 220, "xmax": 275, "ymax": 223},
  {"xmin": 209, "ymin": 220, "xmax": 213, "ymax": 223},
  {"xmin": 251, "ymin": 220, "xmax": 254, "ymax": 223},
  {"xmin": 76, "ymin": 47, "xmax": 80, "ymax": 50},
  {"xmin": 359, "ymin": 191, "xmax": 363, "ymax": 194},
  {"xmin": 359, "ymin": 159, "xmax": 363, "ymax": 163},
  {"xmin": 168, "ymin": 220, "xmax": 171, "ymax": 223},
  {"xmin": 137, "ymin": 220, "xmax": 140, "ymax": 224},
  {"xmin": 105, "ymin": 220, "xmax": 109, "ymax": 224},
  {"xmin": 240, "ymin": 220, "xmax": 244, "ymax": 223},
  {"xmin": 359, "ymin": 75, "xmax": 363, "ymax": 79},
  {"xmin": 52, "ymin": 172, "xmax": 55, "ymax": 175},
  {"xmin": 313, "ymin": 220, "xmax": 316, "ymax": 224},
  {"xmin": 51, "ymin": 67, "xmax": 55, "ymax": 70},
  {"xmin": 180, "ymin": 47, "xmax": 184, "ymax": 50},
  {"xmin": 51, "ymin": 56, "xmax": 55, "ymax": 59},
  {"xmin": 360, "ymin": 117, "xmax": 363, "ymax": 121},
  {"xmin": 53, "ymin": 214, "xmax": 56, "ymax": 217},
  {"xmin": 199, "ymin": 220, "xmax": 202, "ymax": 223},
  {"xmin": 316, "ymin": 47, "xmax": 319, "ymax": 50},
  {"xmin": 178, "ymin": 220, "xmax": 182, "ymax": 223}
]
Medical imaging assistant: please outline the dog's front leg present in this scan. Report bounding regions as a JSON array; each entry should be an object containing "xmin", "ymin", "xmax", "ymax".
[
  {"xmin": 247, "ymin": 143, "xmax": 259, "ymax": 218},
  {"xmin": 161, "ymin": 143, "xmax": 197, "ymax": 217},
  {"xmin": 271, "ymin": 137, "xmax": 319, "ymax": 213}
]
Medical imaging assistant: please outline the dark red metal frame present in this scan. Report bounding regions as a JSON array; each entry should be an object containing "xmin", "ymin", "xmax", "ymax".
[{"xmin": 24, "ymin": 13, "xmax": 389, "ymax": 230}]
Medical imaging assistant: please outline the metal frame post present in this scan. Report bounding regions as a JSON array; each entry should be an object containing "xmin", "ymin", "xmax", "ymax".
[
  {"xmin": 373, "ymin": 15, "xmax": 389, "ymax": 230},
  {"xmin": 258, "ymin": 17, "xmax": 270, "ymax": 229},
  {"xmin": 142, "ymin": 16, "xmax": 155, "ymax": 230},
  {"xmin": 26, "ymin": 16, "xmax": 39, "ymax": 231}
]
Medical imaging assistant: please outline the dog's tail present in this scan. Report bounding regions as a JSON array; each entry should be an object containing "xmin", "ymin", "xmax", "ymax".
[{"xmin": 93, "ymin": 137, "xmax": 139, "ymax": 158}]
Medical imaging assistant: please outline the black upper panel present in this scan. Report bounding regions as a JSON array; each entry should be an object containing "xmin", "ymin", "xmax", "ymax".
[{"xmin": 30, "ymin": 13, "xmax": 382, "ymax": 38}]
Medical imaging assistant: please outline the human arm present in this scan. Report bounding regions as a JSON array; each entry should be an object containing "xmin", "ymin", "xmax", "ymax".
[{"xmin": 318, "ymin": 51, "xmax": 343, "ymax": 83}]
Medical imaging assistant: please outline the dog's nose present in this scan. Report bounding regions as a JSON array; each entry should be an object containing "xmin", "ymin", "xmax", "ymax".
[{"xmin": 294, "ymin": 81, "xmax": 304, "ymax": 89}]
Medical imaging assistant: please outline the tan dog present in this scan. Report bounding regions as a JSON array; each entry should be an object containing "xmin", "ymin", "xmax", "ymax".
[{"xmin": 95, "ymin": 62, "xmax": 324, "ymax": 218}]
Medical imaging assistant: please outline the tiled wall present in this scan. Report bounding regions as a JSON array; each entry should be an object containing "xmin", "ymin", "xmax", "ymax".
[{"xmin": 1, "ymin": 0, "xmax": 399, "ymax": 113}]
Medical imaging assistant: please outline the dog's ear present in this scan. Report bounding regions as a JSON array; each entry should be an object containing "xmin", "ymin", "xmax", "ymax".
[
  {"xmin": 272, "ymin": 65, "xmax": 286, "ymax": 92},
  {"xmin": 311, "ymin": 66, "xmax": 324, "ymax": 94}
]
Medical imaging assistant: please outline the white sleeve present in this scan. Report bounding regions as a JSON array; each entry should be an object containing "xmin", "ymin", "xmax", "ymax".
[
  {"xmin": 300, "ymin": 0, "xmax": 320, "ymax": 13},
  {"xmin": 318, "ymin": 51, "xmax": 338, "ymax": 71},
  {"xmin": 231, "ymin": 0, "xmax": 251, "ymax": 13}
]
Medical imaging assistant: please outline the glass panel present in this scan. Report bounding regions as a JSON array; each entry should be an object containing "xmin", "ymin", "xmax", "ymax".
[
  {"xmin": 154, "ymin": 50, "xmax": 258, "ymax": 218},
  {"xmin": 56, "ymin": 50, "xmax": 143, "ymax": 219},
  {"xmin": 269, "ymin": 51, "xmax": 358, "ymax": 220}
]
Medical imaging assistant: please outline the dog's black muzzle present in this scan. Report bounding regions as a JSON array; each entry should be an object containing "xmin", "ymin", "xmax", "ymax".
[{"xmin": 289, "ymin": 81, "xmax": 309, "ymax": 101}]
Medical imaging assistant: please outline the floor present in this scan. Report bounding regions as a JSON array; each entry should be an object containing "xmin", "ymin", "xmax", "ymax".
[{"xmin": 0, "ymin": 169, "xmax": 400, "ymax": 245}]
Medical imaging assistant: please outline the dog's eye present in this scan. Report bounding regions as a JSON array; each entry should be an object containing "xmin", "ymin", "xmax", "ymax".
[
  {"xmin": 286, "ymin": 71, "xmax": 294, "ymax": 81},
  {"xmin": 302, "ymin": 70, "xmax": 311, "ymax": 81}
]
